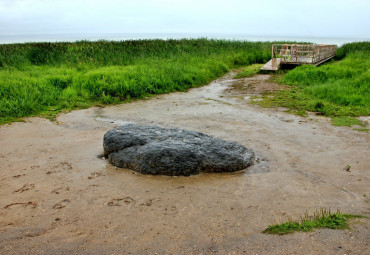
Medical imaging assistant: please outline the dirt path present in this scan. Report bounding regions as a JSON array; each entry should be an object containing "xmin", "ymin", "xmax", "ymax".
[{"xmin": 0, "ymin": 73, "xmax": 369, "ymax": 255}]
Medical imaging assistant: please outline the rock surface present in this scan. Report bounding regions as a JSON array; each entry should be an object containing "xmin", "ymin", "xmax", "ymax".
[{"xmin": 103, "ymin": 124, "xmax": 254, "ymax": 176}]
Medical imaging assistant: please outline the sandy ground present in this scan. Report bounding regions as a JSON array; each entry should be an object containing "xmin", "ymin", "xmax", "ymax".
[{"xmin": 0, "ymin": 73, "xmax": 369, "ymax": 255}]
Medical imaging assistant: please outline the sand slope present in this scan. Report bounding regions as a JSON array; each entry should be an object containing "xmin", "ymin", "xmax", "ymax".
[{"xmin": 0, "ymin": 73, "xmax": 369, "ymax": 254}]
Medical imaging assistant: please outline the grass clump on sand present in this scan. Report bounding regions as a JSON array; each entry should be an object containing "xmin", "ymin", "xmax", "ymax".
[
  {"xmin": 0, "ymin": 39, "xmax": 272, "ymax": 124},
  {"xmin": 254, "ymin": 42, "xmax": 370, "ymax": 118},
  {"xmin": 234, "ymin": 64, "xmax": 263, "ymax": 79},
  {"xmin": 263, "ymin": 208, "xmax": 363, "ymax": 235}
]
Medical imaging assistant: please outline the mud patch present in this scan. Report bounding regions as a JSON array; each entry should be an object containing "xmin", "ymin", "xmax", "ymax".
[
  {"xmin": 226, "ymin": 74, "xmax": 287, "ymax": 96},
  {"xmin": 12, "ymin": 183, "xmax": 35, "ymax": 193},
  {"xmin": 4, "ymin": 202, "xmax": 38, "ymax": 209},
  {"xmin": 53, "ymin": 199, "xmax": 71, "ymax": 209},
  {"xmin": 107, "ymin": 197, "xmax": 135, "ymax": 206},
  {"xmin": 96, "ymin": 117, "xmax": 135, "ymax": 126}
]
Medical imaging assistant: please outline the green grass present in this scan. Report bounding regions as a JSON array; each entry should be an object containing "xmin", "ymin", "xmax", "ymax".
[
  {"xmin": 0, "ymin": 39, "xmax": 273, "ymax": 124},
  {"xmin": 234, "ymin": 64, "xmax": 263, "ymax": 79},
  {"xmin": 353, "ymin": 128, "xmax": 369, "ymax": 132},
  {"xmin": 254, "ymin": 42, "xmax": 370, "ymax": 118},
  {"xmin": 2, "ymin": 40, "xmax": 369, "ymax": 124},
  {"xmin": 331, "ymin": 116, "xmax": 366, "ymax": 127},
  {"xmin": 263, "ymin": 209, "xmax": 364, "ymax": 235}
]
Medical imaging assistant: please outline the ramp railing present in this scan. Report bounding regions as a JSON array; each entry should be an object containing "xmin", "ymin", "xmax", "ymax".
[{"xmin": 272, "ymin": 44, "xmax": 337, "ymax": 65}]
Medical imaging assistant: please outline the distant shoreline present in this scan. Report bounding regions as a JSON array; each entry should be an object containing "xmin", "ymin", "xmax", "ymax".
[{"xmin": 0, "ymin": 33, "xmax": 369, "ymax": 45}]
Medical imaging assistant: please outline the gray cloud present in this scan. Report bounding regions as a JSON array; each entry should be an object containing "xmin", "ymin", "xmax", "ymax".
[{"xmin": 0, "ymin": 0, "xmax": 369, "ymax": 37}]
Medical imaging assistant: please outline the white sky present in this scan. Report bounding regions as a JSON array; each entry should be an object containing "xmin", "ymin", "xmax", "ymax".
[{"xmin": 0, "ymin": 0, "xmax": 369, "ymax": 38}]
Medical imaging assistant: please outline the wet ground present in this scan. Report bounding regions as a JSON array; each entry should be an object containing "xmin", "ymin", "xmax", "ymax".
[{"xmin": 0, "ymin": 73, "xmax": 369, "ymax": 254}]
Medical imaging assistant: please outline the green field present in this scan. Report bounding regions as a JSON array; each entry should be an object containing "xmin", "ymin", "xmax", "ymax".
[
  {"xmin": 0, "ymin": 39, "xmax": 271, "ymax": 124},
  {"xmin": 1, "ymin": 40, "xmax": 369, "ymax": 124}
]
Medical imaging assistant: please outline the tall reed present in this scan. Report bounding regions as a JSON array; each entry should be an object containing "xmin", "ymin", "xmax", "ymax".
[{"xmin": 0, "ymin": 39, "xmax": 273, "ymax": 123}]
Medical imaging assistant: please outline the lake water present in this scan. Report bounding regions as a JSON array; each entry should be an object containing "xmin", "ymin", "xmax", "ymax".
[{"xmin": 0, "ymin": 33, "xmax": 368, "ymax": 46}]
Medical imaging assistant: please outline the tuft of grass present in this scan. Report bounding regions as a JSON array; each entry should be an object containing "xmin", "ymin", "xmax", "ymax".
[
  {"xmin": 331, "ymin": 116, "xmax": 366, "ymax": 127},
  {"xmin": 263, "ymin": 208, "xmax": 364, "ymax": 235},
  {"xmin": 284, "ymin": 109, "xmax": 308, "ymax": 117},
  {"xmin": 234, "ymin": 64, "xmax": 263, "ymax": 79}
]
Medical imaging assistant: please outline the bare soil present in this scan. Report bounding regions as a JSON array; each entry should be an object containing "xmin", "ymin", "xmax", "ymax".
[{"xmin": 0, "ymin": 73, "xmax": 369, "ymax": 255}]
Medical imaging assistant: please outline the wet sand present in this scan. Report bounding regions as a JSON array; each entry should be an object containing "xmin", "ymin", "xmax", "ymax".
[{"xmin": 0, "ymin": 73, "xmax": 369, "ymax": 254}]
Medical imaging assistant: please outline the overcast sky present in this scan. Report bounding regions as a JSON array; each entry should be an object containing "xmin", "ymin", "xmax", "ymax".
[{"xmin": 0, "ymin": 0, "xmax": 369, "ymax": 38}]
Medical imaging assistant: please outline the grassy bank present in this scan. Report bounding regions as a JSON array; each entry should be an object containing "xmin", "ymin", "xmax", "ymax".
[
  {"xmin": 233, "ymin": 64, "xmax": 263, "ymax": 79},
  {"xmin": 2, "ymin": 40, "xmax": 369, "ymax": 124},
  {"xmin": 255, "ymin": 42, "xmax": 370, "ymax": 118},
  {"xmin": 0, "ymin": 39, "xmax": 272, "ymax": 124}
]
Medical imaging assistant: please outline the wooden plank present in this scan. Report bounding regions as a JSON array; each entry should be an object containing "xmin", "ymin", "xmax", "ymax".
[
  {"xmin": 281, "ymin": 56, "xmax": 313, "ymax": 65},
  {"xmin": 314, "ymin": 54, "xmax": 336, "ymax": 66},
  {"xmin": 260, "ymin": 58, "xmax": 281, "ymax": 71},
  {"xmin": 280, "ymin": 54, "xmax": 335, "ymax": 66}
]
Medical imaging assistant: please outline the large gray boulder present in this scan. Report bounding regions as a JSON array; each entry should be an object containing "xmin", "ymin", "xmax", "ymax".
[{"xmin": 103, "ymin": 124, "xmax": 254, "ymax": 176}]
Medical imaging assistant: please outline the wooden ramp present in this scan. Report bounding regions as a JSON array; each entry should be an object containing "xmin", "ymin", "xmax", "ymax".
[
  {"xmin": 261, "ymin": 44, "xmax": 337, "ymax": 71},
  {"xmin": 313, "ymin": 54, "xmax": 337, "ymax": 66},
  {"xmin": 260, "ymin": 58, "xmax": 281, "ymax": 71}
]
